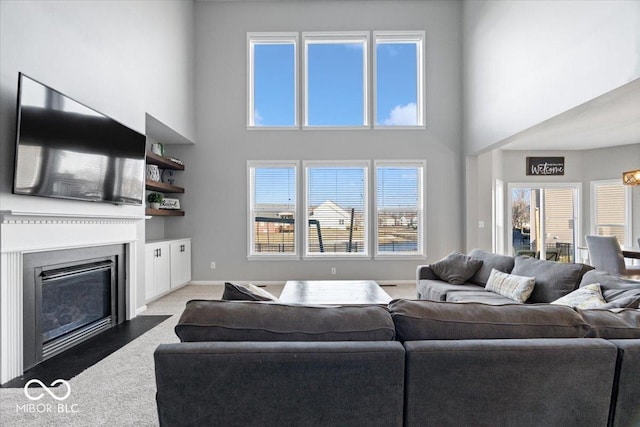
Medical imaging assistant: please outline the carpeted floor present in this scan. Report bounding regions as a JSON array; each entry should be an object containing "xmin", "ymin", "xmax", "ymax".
[{"xmin": 0, "ymin": 283, "xmax": 415, "ymax": 426}]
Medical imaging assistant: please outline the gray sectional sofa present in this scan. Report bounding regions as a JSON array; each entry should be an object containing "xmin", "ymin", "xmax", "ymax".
[
  {"xmin": 417, "ymin": 248, "xmax": 598, "ymax": 305},
  {"xmin": 154, "ymin": 293, "xmax": 640, "ymax": 426},
  {"xmin": 417, "ymin": 249, "xmax": 640, "ymax": 309}
]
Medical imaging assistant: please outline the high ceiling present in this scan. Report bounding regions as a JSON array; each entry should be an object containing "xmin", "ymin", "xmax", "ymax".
[{"xmin": 499, "ymin": 78, "xmax": 640, "ymax": 151}]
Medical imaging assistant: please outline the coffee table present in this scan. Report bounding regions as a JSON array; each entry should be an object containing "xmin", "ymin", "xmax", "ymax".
[{"xmin": 279, "ymin": 280, "xmax": 392, "ymax": 305}]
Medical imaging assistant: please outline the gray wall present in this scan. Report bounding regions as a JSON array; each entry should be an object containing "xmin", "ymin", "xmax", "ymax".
[
  {"xmin": 466, "ymin": 144, "xmax": 640, "ymax": 253},
  {"xmin": 500, "ymin": 145, "xmax": 640, "ymax": 250},
  {"xmin": 463, "ymin": 0, "xmax": 640, "ymax": 154},
  {"xmin": 166, "ymin": 0, "xmax": 464, "ymax": 282}
]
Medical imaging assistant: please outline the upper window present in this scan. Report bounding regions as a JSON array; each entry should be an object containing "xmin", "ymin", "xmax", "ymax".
[
  {"xmin": 247, "ymin": 33, "xmax": 298, "ymax": 127},
  {"xmin": 303, "ymin": 32, "xmax": 369, "ymax": 127},
  {"xmin": 374, "ymin": 31, "xmax": 425, "ymax": 127},
  {"xmin": 248, "ymin": 162, "xmax": 298, "ymax": 258},
  {"xmin": 304, "ymin": 162, "xmax": 369, "ymax": 257},
  {"xmin": 375, "ymin": 161, "xmax": 425, "ymax": 257},
  {"xmin": 591, "ymin": 180, "xmax": 630, "ymax": 246}
]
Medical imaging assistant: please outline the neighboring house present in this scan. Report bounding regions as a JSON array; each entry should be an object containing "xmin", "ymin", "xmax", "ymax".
[{"xmin": 311, "ymin": 200, "xmax": 351, "ymax": 230}]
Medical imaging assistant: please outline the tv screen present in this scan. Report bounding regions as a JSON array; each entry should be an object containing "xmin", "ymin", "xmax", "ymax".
[{"xmin": 13, "ymin": 73, "xmax": 146, "ymax": 206}]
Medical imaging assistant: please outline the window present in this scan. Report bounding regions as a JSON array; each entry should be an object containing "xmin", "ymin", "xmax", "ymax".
[
  {"xmin": 374, "ymin": 32, "xmax": 425, "ymax": 127},
  {"xmin": 248, "ymin": 162, "xmax": 298, "ymax": 258},
  {"xmin": 247, "ymin": 33, "xmax": 298, "ymax": 127},
  {"xmin": 592, "ymin": 180, "xmax": 630, "ymax": 246},
  {"xmin": 304, "ymin": 162, "xmax": 368, "ymax": 256},
  {"xmin": 303, "ymin": 32, "xmax": 369, "ymax": 127},
  {"xmin": 375, "ymin": 161, "xmax": 425, "ymax": 257}
]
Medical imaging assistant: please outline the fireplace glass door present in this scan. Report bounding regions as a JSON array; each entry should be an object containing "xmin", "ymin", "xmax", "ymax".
[{"xmin": 41, "ymin": 260, "xmax": 113, "ymax": 343}]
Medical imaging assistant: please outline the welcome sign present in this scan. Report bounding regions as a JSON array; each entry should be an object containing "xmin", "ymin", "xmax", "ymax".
[{"xmin": 526, "ymin": 157, "xmax": 565, "ymax": 176}]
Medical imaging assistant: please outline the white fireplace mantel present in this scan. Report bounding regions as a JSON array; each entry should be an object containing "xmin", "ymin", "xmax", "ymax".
[{"xmin": 0, "ymin": 210, "xmax": 143, "ymax": 383}]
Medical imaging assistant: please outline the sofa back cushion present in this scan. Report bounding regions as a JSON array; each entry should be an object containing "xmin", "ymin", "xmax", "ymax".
[
  {"xmin": 579, "ymin": 270, "xmax": 640, "ymax": 309},
  {"xmin": 175, "ymin": 300, "xmax": 396, "ymax": 342},
  {"xmin": 467, "ymin": 249, "xmax": 515, "ymax": 286},
  {"xmin": 388, "ymin": 299, "xmax": 590, "ymax": 341},
  {"xmin": 511, "ymin": 256, "xmax": 593, "ymax": 303},
  {"xmin": 579, "ymin": 309, "xmax": 640, "ymax": 339}
]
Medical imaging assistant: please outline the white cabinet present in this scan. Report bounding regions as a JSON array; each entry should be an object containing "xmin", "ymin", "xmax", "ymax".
[
  {"xmin": 170, "ymin": 239, "xmax": 192, "ymax": 288},
  {"xmin": 145, "ymin": 238, "xmax": 192, "ymax": 302},
  {"xmin": 145, "ymin": 242, "xmax": 171, "ymax": 301}
]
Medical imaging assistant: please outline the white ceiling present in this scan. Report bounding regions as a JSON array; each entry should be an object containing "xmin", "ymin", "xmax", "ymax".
[{"xmin": 499, "ymin": 78, "xmax": 640, "ymax": 151}]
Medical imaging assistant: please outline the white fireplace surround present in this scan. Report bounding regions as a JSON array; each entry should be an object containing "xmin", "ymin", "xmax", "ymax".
[{"xmin": 0, "ymin": 210, "xmax": 142, "ymax": 384}]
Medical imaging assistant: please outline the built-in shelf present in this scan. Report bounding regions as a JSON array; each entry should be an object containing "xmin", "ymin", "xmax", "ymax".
[
  {"xmin": 145, "ymin": 179, "xmax": 184, "ymax": 194},
  {"xmin": 146, "ymin": 151, "xmax": 185, "ymax": 171},
  {"xmin": 145, "ymin": 208, "xmax": 185, "ymax": 217},
  {"xmin": 145, "ymin": 151, "xmax": 186, "ymax": 218}
]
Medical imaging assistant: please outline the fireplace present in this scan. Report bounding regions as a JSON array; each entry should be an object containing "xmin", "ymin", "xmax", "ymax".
[{"xmin": 23, "ymin": 244, "xmax": 126, "ymax": 371}]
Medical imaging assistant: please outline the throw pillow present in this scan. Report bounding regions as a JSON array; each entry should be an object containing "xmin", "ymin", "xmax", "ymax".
[
  {"xmin": 551, "ymin": 283, "xmax": 606, "ymax": 309},
  {"xmin": 484, "ymin": 268, "xmax": 535, "ymax": 303},
  {"xmin": 429, "ymin": 252, "xmax": 483, "ymax": 285},
  {"xmin": 222, "ymin": 282, "xmax": 278, "ymax": 301}
]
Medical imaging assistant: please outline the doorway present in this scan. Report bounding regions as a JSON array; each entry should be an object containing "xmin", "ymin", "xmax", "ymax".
[{"xmin": 508, "ymin": 183, "xmax": 581, "ymax": 263}]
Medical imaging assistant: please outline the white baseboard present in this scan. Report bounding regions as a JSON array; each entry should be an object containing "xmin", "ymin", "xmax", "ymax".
[
  {"xmin": 187, "ymin": 280, "xmax": 414, "ymax": 286},
  {"xmin": 188, "ymin": 280, "xmax": 286, "ymax": 286},
  {"xmin": 135, "ymin": 305, "xmax": 147, "ymax": 315}
]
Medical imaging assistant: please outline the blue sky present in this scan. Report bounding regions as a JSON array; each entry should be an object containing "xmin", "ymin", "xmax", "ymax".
[{"xmin": 253, "ymin": 41, "xmax": 418, "ymax": 126}]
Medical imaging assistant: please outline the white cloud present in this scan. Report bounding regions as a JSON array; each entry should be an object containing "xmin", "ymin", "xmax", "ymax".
[
  {"xmin": 254, "ymin": 109, "xmax": 264, "ymax": 126},
  {"xmin": 382, "ymin": 103, "xmax": 417, "ymax": 126}
]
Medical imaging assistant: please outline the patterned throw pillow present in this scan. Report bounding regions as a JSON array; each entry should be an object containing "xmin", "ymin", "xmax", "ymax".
[
  {"xmin": 430, "ymin": 252, "xmax": 483, "ymax": 285},
  {"xmin": 551, "ymin": 283, "xmax": 606, "ymax": 309},
  {"xmin": 485, "ymin": 268, "xmax": 535, "ymax": 303}
]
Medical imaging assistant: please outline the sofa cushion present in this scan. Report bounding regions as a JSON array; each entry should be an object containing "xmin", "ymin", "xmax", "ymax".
[
  {"xmin": 175, "ymin": 300, "xmax": 396, "ymax": 342},
  {"xmin": 388, "ymin": 299, "xmax": 590, "ymax": 341},
  {"xmin": 467, "ymin": 248, "xmax": 515, "ymax": 286},
  {"xmin": 551, "ymin": 284, "xmax": 607, "ymax": 309},
  {"xmin": 445, "ymin": 290, "xmax": 517, "ymax": 305},
  {"xmin": 222, "ymin": 282, "xmax": 278, "ymax": 301},
  {"xmin": 511, "ymin": 256, "xmax": 592, "ymax": 303},
  {"xmin": 579, "ymin": 309, "xmax": 640, "ymax": 339},
  {"xmin": 579, "ymin": 269, "xmax": 640, "ymax": 290},
  {"xmin": 429, "ymin": 252, "xmax": 483, "ymax": 285},
  {"xmin": 417, "ymin": 280, "xmax": 485, "ymax": 301},
  {"xmin": 485, "ymin": 268, "xmax": 535, "ymax": 303}
]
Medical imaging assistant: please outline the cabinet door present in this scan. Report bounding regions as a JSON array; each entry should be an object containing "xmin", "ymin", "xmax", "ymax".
[
  {"xmin": 156, "ymin": 243, "xmax": 171, "ymax": 295},
  {"xmin": 170, "ymin": 240, "xmax": 192, "ymax": 288},
  {"xmin": 145, "ymin": 245, "xmax": 157, "ymax": 300}
]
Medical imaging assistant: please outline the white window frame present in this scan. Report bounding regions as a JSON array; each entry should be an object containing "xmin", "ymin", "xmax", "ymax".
[
  {"xmin": 373, "ymin": 31, "xmax": 425, "ymax": 129},
  {"xmin": 374, "ymin": 160, "xmax": 426, "ymax": 259},
  {"xmin": 303, "ymin": 160, "xmax": 370, "ymax": 259},
  {"xmin": 247, "ymin": 160, "xmax": 300, "ymax": 260},
  {"xmin": 247, "ymin": 32, "xmax": 299, "ymax": 129},
  {"xmin": 590, "ymin": 179, "xmax": 632, "ymax": 246},
  {"xmin": 302, "ymin": 32, "xmax": 370, "ymax": 129}
]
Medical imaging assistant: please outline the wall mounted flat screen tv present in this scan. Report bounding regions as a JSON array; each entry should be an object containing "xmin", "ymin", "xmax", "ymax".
[{"xmin": 13, "ymin": 73, "xmax": 146, "ymax": 206}]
